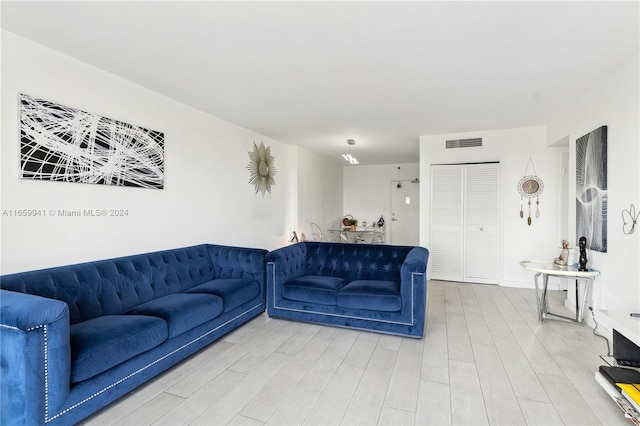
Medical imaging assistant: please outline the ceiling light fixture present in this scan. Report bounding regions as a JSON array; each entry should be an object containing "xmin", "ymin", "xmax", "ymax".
[{"xmin": 342, "ymin": 139, "xmax": 359, "ymax": 165}]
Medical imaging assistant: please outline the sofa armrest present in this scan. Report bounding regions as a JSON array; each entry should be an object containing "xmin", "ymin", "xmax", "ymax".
[
  {"xmin": 400, "ymin": 247, "xmax": 429, "ymax": 329},
  {"xmin": 266, "ymin": 243, "xmax": 308, "ymax": 307},
  {"xmin": 266, "ymin": 243, "xmax": 308, "ymax": 282},
  {"xmin": 1, "ymin": 289, "xmax": 68, "ymax": 330},
  {"xmin": 401, "ymin": 247, "xmax": 429, "ymax": 277},
  {"xmin": 1, "ymin": 289, "xmax": 71, "ymax": 424}
]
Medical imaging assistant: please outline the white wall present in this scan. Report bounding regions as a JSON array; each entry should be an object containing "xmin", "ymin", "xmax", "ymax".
[
  {"xmin": 420, "ymin": 126, "xmax": 563, "ymax": 287},
  {"xmin": 546, "ymin": 55, "xmax": 640, "ymax": 317},
  {"xmin": 343, "ymin": 163, "xmax": 420, "ymax": 241},
  {"xmin": 296, "ymin": 147, "xmax": 343, "ymax": 240},
  {"xmin": 0, "ymin": 30, "xmax": 298, "ymax": 274}
]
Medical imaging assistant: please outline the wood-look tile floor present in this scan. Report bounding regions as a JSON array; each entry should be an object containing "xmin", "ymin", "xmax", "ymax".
[{"xmin": 81, "ymin": 280, "xmax": 628, "ymax": 425}]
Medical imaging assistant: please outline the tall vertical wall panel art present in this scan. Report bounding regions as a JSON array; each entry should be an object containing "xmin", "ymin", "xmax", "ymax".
[
  {"xmin": 19, "ymin": 94, "xmax": 164, "ymax": 189},
  {"xmin": 576, "ymin": 125, "xmax": 607, "ymax": 252}
]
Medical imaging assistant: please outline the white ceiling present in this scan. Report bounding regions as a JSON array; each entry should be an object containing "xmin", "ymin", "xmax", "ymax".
[{"xmin": 2, "ymin": 1, "xmax": 638, "ymax": 165}]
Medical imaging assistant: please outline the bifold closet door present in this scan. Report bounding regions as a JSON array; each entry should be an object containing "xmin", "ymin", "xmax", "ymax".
[
  {"xmin": 430, "ymin": 165, "xmax": 464, "ymax": 281},
  {"xmin": 463, "ymin": 163, "xmax": 498, "ymax": 284},
  {"xmin": 430, "ymin": 163, "xmax": 499, "ymax": 284}
]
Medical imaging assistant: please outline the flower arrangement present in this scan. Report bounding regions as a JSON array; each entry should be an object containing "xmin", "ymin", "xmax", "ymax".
[{"xmin": 343, "ymin": 215, "xmax": 358, "ymax": 231}]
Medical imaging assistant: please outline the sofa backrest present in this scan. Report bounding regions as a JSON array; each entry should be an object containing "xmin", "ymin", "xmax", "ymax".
[
  {"xmin": 207, "ymin": 244, "xmax": 266, "ymax": 282},
  {"xmin": 0, "ymin": 245, "xmax": 217, "ymax": 324},
  {"xmin": 302, "ymin": 242, "xmax": 414, "ymax": 282}
]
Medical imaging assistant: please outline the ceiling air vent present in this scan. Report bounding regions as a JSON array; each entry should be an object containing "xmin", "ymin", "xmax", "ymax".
[{"xmin": 446, "ymin": 138, "xmax": 482, "ymax": 149}]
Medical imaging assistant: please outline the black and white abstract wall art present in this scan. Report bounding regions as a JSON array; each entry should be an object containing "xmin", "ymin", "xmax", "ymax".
[
  {"xmin": 576, "ymin": 125, "xmax": 607, "ymax": 252},
  {"xmin": 20, "ymin": 94, "xmax": 164, "ymax": 189}
]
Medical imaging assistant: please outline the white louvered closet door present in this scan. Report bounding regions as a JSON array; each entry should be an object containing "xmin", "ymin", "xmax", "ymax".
[
  {"xmin": 464, "ymin": 163, "xmax": 498, "ymax": 284},
  {"xmin": 430, "ymin": 163, "xmax": 499, "ymax": 284},
  {"xmin": 430, "ymin": 166, "xmax": 464, "ymax": 281}
]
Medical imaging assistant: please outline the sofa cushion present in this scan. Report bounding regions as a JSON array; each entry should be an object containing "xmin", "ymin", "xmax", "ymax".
[
  {"xmin": 70, "ymin": 315, "xmax": 168, "ymax": 383},
  {"xmin": 125, "ymin": 293, "xmax": 223, "ymax": 338},
  {"xmin": 337, "ymin": 280, "xmax": 402, "ymax": 312},
  {"xmin": 185, "ymin": 278, "xmax": 260, "ymax": 312},
  {"xmin": 283, "ymin": 275, "xmax": 347, "ymax": 305}
]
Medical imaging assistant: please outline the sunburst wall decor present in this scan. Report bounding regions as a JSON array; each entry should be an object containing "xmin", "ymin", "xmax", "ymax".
[{"xmin": 247, "ymin": 141, "xmax": 276, "ymax": 196}]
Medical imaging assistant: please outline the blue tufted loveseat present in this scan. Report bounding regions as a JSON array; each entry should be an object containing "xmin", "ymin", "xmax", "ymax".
[
  {"xmin": 266, "ymin": 242, "xmax": 429, "ymax": 338},
  {"xmin": 0, "ymin": 244, "xmax": 266, "ymax": 426}
]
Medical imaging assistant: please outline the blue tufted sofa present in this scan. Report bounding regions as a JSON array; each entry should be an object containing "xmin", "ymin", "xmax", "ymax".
[
  {"xmin": 0, "ymin": 244, "xmax": 267, "ymax": 426},
  {"xmin": 266, "ymin": 242, "xmax": 429, "ymax": 338}
]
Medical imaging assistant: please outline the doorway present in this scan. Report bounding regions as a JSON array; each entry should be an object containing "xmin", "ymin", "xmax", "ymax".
[{"xmin": 390, "ymin": 179, "xmax": 420, "ymax": 245}]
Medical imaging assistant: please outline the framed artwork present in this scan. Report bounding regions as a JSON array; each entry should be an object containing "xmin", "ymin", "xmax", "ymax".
[
  {"xmin": 576, "ymin": 125, "xmax": 607, "ymax": 252},
  {"xmin": 20, "ymin": 94, "xmax": 164, "ymax": 189}
]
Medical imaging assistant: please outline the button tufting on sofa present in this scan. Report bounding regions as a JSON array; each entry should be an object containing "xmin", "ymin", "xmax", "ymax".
[
  {"xmin": 267, "ymin": 242, "xmax": 428, "ymax": 338},
  {"xmin": 0, "ymin": 243, "xmax": 267, "ymax": 426}
]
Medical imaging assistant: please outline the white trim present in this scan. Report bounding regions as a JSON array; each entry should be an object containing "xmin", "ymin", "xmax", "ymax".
[
  {"xmin": 44, "ymin": 325, "xmax": 49, "ymax": 423},
  {"xmin": 0, "ymin": 323, "xmax": 21, "ymax": 331},
  {"xmin": 0, "ymin": 323, "xmax": 44, "ymax": 332}
]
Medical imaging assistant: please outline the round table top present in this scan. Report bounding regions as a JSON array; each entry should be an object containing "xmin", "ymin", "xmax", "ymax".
[
  {"xmin": 327, "ymin": 228, "xmax": 382, "ymax": 233},
  {"xmin": 519, "ymin": 260, "xmax": 601, "ymax": 278}
]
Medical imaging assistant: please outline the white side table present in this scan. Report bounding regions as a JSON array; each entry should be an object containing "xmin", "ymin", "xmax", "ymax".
[{"xmin": 520, "ymin": 260, "xmax": 600, "ymax": 323}]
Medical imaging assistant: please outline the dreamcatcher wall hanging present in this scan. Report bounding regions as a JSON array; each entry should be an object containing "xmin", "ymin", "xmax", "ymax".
[{"xmin": 517, "ymin": 158, "xmax": 544, "ymax": 225}]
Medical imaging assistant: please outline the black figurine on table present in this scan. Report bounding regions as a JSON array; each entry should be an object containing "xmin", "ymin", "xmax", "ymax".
[{"xmin": 578, "ymin": 236, "xmax": 588, "ymax": 271}]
